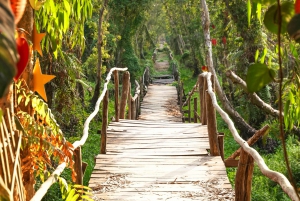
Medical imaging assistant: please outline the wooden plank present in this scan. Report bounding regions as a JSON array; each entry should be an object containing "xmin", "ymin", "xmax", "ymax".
[{"xmin": 89, "ymin": 83, "xmax": 233, "ymax": 200}]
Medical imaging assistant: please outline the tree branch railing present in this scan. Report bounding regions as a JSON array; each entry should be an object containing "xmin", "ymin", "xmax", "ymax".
[
  {"xmin": 31, "ymin": 67, "xmax": 128, "ymax": 201},
  {"xmin": 198, "ymin": 72, "xmax": 299, "ymax": 201}
]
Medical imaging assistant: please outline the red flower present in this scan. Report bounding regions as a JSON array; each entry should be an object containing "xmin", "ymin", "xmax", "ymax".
[
  {"xmin": 222, "ymin": 36, "xmax": 227, "ymax": 45},
  {"xmin": 211, "ymin": 39, "xmax": 217, "ymax": 46}
]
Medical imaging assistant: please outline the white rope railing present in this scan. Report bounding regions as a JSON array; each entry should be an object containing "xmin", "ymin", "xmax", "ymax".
[
  {"xmin": 131, "ymin": 80, "xmax": 140, "ymax": 101},
  {"xmin": 31, "ymin": 67, "xmax": 128, "ymax": 201},
  {"xmin": 202, "ymin": 72, "xmax": 299, "ymax": 201}
]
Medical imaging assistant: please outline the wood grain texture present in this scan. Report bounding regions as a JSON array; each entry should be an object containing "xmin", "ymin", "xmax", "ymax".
[{"xmin": 90, "ymin": 84, "xmax": 233, "ymax": 200}]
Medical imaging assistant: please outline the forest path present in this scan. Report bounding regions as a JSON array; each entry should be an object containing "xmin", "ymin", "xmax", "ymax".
[
  {"xmin": 89, "ymin": 45, "xmax": 234, "ymax": 200},
  {"xmin": 152, "ymin": 45, "xmax": 175, "ymax": 85}
]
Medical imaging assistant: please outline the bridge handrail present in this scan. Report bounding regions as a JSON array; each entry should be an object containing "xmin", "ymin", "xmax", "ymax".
[
  {"xmin": 31, "ymin": 67, "xmax": 128, "ymax": 201},
  {"xmin": 201, "ymin": 72, "xmax": 299, "ymax": 201},
  {"xmin": 182, "ymin": 80, "xmax": 199, "ymax": 107},
  {"xmin": 131, "ymin": 80, "xmax": 140, "ymax": 101}
]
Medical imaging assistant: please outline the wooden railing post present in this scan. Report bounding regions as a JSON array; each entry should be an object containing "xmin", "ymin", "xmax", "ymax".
[
  {"xmin": 120, "ymin": 72, "xmax": 130, "ymax": 119},
  {"xmin": 194, "ymin": 97, "xmax": 197, "ymax": 123},
  {"xmin": 141, "ymin": 76, "xmax": 144, "ymax": 98},
  {"xmin": 205, "ymin": 76, "xmax": 219, "ymax": 156},
  {"xmin": 114, "ymin": 71, "xmax": 119, "ymax": 122},
  {"xmin": 131, "ymin": 98, "xmax": 136, "ymax": 120},
  {"xmin": 138, "ymin": 79, "xmax": 141, "ymax": 115},
  {"xmin": 218, "ymin": 133, "xmax": 224, "ymax": 161},
  {"xmin": 74, "ymin": 147, "xmax": 83, "ymax": 185},
  {"xmin": 198, "ymin": 75, "xmax": 207, "ymax": 125},
  {"xmin": 100, "ymin": 91, "xmax": 109, "ymax": 154},
  {"xmin": 127, "ymin": 83, "xmax": 131, "ymax": 119},
  {"xmin": 179, "ymin": 81, "xmax": 183, "ymax": 122},
  {"xmin": 188, "ymin": 99, "xmax": 191, "ymax": 123},
  {"xmin": 235, "ymin": 148, "xmax": 254, "ymax": 201}
]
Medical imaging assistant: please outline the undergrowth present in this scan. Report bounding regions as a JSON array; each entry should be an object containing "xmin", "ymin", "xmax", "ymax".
[{"xmin": 177, "ymin": 55, "xmax": 300, "ymax": 201}]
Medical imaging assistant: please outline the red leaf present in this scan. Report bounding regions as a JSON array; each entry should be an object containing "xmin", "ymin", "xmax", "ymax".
[
  {"xmin": 14, "ymin": 37, "xmax": 29, "ymax": 80},
  {"xmin": 296, "ymin": 0, "xmax": 300, "ymax": 14},
  {"xmin": 222, "ymin": 36, "xmax": 227, "ymax": 45},
  {"xmin": 10, "ymin": 0, "xmax": 27, "ymax": 24}
]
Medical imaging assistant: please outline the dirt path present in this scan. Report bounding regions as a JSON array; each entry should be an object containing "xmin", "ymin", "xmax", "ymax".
[{"xmin": 154, "ymin": 51, "xmax": 169, "ymax": 72}]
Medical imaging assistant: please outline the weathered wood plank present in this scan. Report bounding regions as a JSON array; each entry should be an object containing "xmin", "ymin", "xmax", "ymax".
[{"xmin": 90, "ymin": 84, "xmax": 233, "ymax": 200}]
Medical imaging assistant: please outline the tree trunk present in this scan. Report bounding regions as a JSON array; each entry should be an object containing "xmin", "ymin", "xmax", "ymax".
[
  {"xmin": 18, "ymin": 1, "xmax": 33, "ymax": 90},
  {"xmin": 200, "ymin": 0, "xmax": 256, "ymax": 139},
  {"xmin": 91, "ymin": 0, "xmax": 108, "ymax": 107}
]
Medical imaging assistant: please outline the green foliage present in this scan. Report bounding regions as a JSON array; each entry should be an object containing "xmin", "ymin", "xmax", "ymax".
[
  {"xmin": 263, "ymin": 2, "xmax": 294, "ymax": 35},
  {"xmin": 35, "ymin": 0, "xmax": 93, "ymax": 57},
  {"xmin": 284, "ymin": 83, "xmax": 300, "ymax": 131},
  {"xmin": 251, "ymin": 136, "xmax": 300, "ymax": 200},
  {"xmin": 246, "ymin": 63, "xmax": 276, "ymax": 92},
  {"xmin": 15, "ymin": 80, "xmax": 76, "ymax": 182},
  {"xmin": 287, "ymin": 14, "xmax": 300, "ymax": 43}
]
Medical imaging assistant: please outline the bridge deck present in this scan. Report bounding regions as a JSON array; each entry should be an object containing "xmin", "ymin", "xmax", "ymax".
[{"xmin": 90, "ymin": 85, "xmax": 233, "ymax": 200}]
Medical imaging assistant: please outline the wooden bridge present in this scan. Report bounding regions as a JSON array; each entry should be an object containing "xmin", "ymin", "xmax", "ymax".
[{"xmin": 89, "ymin": 79, "xmax": 233, "ymax": 200}]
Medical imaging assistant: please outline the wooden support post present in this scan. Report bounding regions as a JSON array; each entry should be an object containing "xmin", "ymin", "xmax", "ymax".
[
  {"xmin": 141, "ymin": 76, "xmax": 144, "ymax": 98},
  {"xmin": 235, "ymin": 148, "xmax": 254, "ymax": 201},
  {"xmin": 188, "ymin": 99, "xmax": 191, "ymax": 123},
  {"xmin": 198, "ymin": 75, "xmax": 207, "ymax": 125},
  {"xmin": 226, "ymin": 125, "xmax": 270, "ymax": 160},
  {"xmin": 100, "ymin": 91, "xmax": 108, "ymax": 154},
  {"xmin": 114, "ymin": 71, "xmax": 119, "ymax": 122},
  {"xmin": 218, "ymin": 133, "xmax": 224, "ymax": 161},
  {"xmin": 131, "ymin": 98, "xmax": 136, "ymax": 120},
  {"xmin": 179, "ymin": 81, "xmax": 183, "ymax": 113},
  {"xmin": 138, "ymin": 80, "xmax": 141, "ymax": 116},
  {"xmin": 194, "ymin": 97, "xmax": 197, "ymax": 123},
  {"xmin": 127, "ymin": 84, "xmax": 131, "ymax": 119},
  {"xmin": 137, "ymin": 96, "xmax": 140, "ymax": 116},
  {"xmin": 205, "ymin": 76, "xmax": 219, "ymax": 156},
  {"xmin": 120, "ymin": 72, "xmax": 130, "ymax": 119},
  {"xmin": 74, "ymin": 147, "xmax": 83, "ymax": 185}
]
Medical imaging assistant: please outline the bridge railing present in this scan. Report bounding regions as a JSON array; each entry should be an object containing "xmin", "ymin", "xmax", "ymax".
[
  {"xmin": 182, "ymin": 72, "xmax": 299, "ymax": 201},
  {"xmin": 31, "ymin": 67, "xmax": 130, "ymax": 200}
]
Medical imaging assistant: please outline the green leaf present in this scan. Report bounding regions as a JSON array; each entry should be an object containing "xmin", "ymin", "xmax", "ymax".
[
  {"xmin": 63, "ymin": 11, "xmax": 70, "ymax": 33},
  {"xmin": 63, "ymin": 0, "xmax": 71, "ymax": 15},
  {"xmin": 290, "ymin": 43, "xmax": 299, "ymax": 58},
  {"xmin": 263, "ymin": 2, "xmax": 294, "ymax": 34},
  {"xmin": 252, "ymin": 0, "xmax": 276, "ymax": 5},
  {"xmin": 288, "ymin": 91, "xmax": 295, "ymax": 104},
  {"xmin": 260, "ymin": 47, "xmax": 267, "ymax": 64},
  {"xmin": 287, "ymin": 14, "xmax": 300, "ymax": 43},
  {"xmin": 255, "ymin": 49, "xmax": 260, "ymax": 62},
  {"xmin": 247, "ymin": 0, "xmax": 252, "ymax": 27},
  {"xmin": 66, "ymin": 189, "xmax": 76, "ymax": 201},
  {"xmin": 81, "ymin": 195, "xmax": 94, "ymax": 201},
  {"xmin": 257, "ymin": 3, "xmax": 262, "ymax": 24},
  {"xmin": 17, "ymin": 95, "xmax": 23, "ymax": 105},
  {"xmin": 246, "ymin": 63, "xmax": 275, "ymax": 92},
  {"xmin": 25, "ymin": 95, "xmax": 31, "ymax": 106}
]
